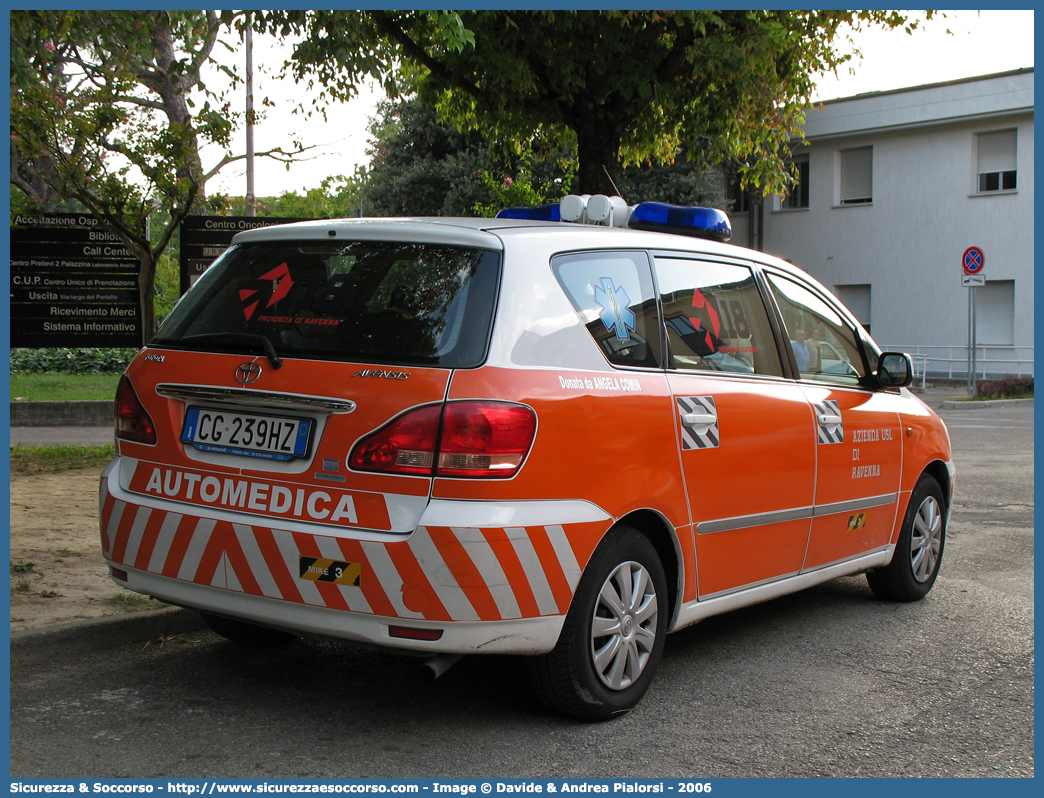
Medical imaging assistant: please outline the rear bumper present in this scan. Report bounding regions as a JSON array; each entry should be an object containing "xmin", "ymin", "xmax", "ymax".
[
  {"xmin": 112, "ymin": 564, "xmax": 565, "ymax": 654},
  {"xmin": 100, "ymin": 457, "xmax": 610, "ymax": 655}
]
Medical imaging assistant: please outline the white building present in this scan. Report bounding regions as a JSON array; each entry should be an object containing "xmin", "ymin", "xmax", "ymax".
[{"xmin": 732, "ymin": 68, "xmax": 1034, "ymax": 379}]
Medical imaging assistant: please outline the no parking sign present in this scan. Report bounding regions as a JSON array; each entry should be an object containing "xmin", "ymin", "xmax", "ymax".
[{"xmin": 962, "ymin": 246, "xmax": 985, "ymax": 286}]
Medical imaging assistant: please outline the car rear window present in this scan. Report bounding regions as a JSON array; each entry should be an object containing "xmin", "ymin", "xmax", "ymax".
[{"xmin": 153, "ymin": 241, "xmax": 501, "ymax": 368}]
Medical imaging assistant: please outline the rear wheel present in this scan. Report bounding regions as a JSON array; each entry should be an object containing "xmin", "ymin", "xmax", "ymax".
[
  {"xmin": 867, "ymin": 475, "xmax": 946, "ymax": 601},
  {"xmin": 200, "ymin": 613, "xmax": 296, "ymax": 648},
  {"xmin": 528, "ymin": 525, "xmax": 667, "ymax": 721}
]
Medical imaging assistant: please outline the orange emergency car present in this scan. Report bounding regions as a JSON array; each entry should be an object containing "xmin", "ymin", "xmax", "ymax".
[{"xmin": 103, "ymin": 196, "xmax": 953, "ymax": 720}]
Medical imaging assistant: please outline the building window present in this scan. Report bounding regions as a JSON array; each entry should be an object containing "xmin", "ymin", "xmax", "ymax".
[
  {"xmin": 977, "ymin": 129, "xmax": 1017, "ymax": 192},
  {"xmin": 976, "ymin": 280, "xmax": 1015, "ymax": 345},
  {"xmin": 726, "ymin": 171, "xmax": 751, "ymax": 213},
  {"xmin": 834, "ymin": 284, "xmax": 871, "ymax": 337},
  {"xmin": 839, "ymin": 146, "xmax": 873, "ymax": 205},
  {"xmin": 783, "ymin": 155, "xmax": 809, "ymax": 209}
]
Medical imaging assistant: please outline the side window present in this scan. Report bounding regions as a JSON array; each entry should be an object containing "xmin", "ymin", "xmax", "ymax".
[
  {"xmin": 653, "ymin": 258, "xmax": 783, "ymax": 377},
  {"xmin": 553, "ymin": 251, "xmax": 662, "ymax": 368},
  {"xmin": 766, "ymin": 272, "xmax": 867, "ymax": 385}
]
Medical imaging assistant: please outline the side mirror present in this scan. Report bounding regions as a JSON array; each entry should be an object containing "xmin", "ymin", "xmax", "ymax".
[{"xmin": 877, "ymin": 352, "xmax": 913, "ymax": 388}]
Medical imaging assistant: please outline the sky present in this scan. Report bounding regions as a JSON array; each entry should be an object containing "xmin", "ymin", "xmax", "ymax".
[{"xmin": 204, "ymin": 9, "xmax": 1036, "ymax": 199}]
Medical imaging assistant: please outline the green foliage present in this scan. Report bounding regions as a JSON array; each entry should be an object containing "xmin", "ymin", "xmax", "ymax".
[
  {"xmin": 11, "ymin": 562, "xmax": 38, "ymax": 574},
  {"xmin": 214, "ymin": 174, "xmax": 366, "ymax": 219},
  {"xmin": 361, "ymin": 99, "xmax": 492, "ymax": 217},
  {"xmin": 9, "ymin": 444, "xmax": 117, "ymax": 475},
  {"xmin": 975, "ymin": 376, "xmax": 1033, "ymax": 399},
  {"xmin": 263, "ymin": 10, "xmax": 930, "ymax": 196},
  {"xmin": 10, "ymin": 348, "xmax": 136, "ymax": 374},
  {"xmin": 9, "ymin": 11, "xmax": 306, "ymax": 339},
  {"xmin": 472, "ymin": 143, "xmax": 575, "ymax": 217}
]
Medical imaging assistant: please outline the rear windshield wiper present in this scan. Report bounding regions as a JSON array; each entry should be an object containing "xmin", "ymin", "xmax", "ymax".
[{"xmin": 181, "ymin": 333, "xmax": 283, "ymax": 370}]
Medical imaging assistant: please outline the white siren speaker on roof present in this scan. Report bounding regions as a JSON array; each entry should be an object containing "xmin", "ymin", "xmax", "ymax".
[
  {"xmin": 586, "ymin": 194, "xmax": 631, "ymax": 227},
  {"xmin": 561, "ymin": 194, "xmax": 633, "ymax": 227},
  {"xmin": 560, "ymin": 194, "xmax": 590, "ymax": 223}
]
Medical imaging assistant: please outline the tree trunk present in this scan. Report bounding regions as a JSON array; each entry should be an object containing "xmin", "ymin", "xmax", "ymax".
[
  {"xmin": 138, "ymin": 251, "xmax": 157, "ymax": 345},
  {"xmin": 574, "ymin": 118, "xmax": 622, "ymax": 197}
]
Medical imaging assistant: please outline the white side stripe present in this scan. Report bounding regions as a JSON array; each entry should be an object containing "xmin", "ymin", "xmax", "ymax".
[
  {"xmin": 222, "ymin": 553, "xmax": 243, "ymax": 593},
  {"xmin": 122, "ymin": 506, "xmax": 152, "ymax": 567},
  {"xmin": 360, "ymin": 541, "xmax": 424, "ymax": 620},
  {"xmin": 177, "ymin": 518, "xmax": 216, "ymax": 582},
  {"xmin": 451, "ymin": 527, "xmax": 521, "ymax": 620},
  {"xmin": 545, "ymin": 525, "xmax": 582, "ymax": 591},
  {"xmin": 409, "ymin": 527, "xmax": 479, "ymax": 621},
  {"xmin": 233, "ymin": 524, "xmax": 282, "ymax": 599},
  {"xmin": 104, "ymin": 501, "xmax": 126, "ymax": 558},
  {"xmin": 504, "ymin": 527, "xmax": 559, "ymax": 616},
  {"xmin": 270, "ymin": 528, "xmax": 325, "ymax": 607},
  {"xmin": 148, "ymin": 513, "xmax": 182, "ymax": 574}
]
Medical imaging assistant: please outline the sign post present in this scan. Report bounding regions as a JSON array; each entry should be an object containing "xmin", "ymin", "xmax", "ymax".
[{"xmin": 962, "ymin": 246, "xmax": 985, "ymax": 393}]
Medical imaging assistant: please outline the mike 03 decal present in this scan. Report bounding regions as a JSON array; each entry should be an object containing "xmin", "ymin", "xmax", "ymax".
[
  {"xmin": 847, "ymin": 513, "xmax": 868, "ymax": 531},
  {"xmin": 300, "ymin": 556, "xmax": 362, "ymax": 587}
]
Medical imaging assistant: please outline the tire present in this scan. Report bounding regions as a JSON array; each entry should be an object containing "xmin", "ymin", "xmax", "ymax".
[
  {"xmin": 867, "ymin": 475, "xmax": 946, "ymax": 601},
  {"xmin": 200, "ymin": 612, "xmax": 296, "ymax": 648},
  {"xmin": 528, "ymin": 524, "xmax": 668, "ymax": 721}
]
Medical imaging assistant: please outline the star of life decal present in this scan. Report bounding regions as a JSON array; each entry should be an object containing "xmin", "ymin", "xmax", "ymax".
[{"xmin": 594, "ymin": 277, "xmax": 636, "ymax": 342}]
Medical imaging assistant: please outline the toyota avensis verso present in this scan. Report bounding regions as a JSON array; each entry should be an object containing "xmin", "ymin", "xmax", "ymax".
[{"xmin": 102, "ymin": 195, "xmax": 953, "ymax": 720}]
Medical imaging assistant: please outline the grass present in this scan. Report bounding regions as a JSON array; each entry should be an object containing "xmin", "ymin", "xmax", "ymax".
[
  {"xmin": 10, "ymin": 371, "xmax": 121, "ymax": 402},
  {"xmin": 965, "ymin": 392, "xmax": 1034, "ymax": 401},
  {"xmin": 10, "ymin": 444, "xmax": 116, "ymax": 475}
]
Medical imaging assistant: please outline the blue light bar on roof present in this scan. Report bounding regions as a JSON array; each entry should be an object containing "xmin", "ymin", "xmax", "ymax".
[
  {"xmin": 496, "ymin": 202, "xmax": 561, "ymax": 221},
  {"xmin": 628, "ymin": 202, "xmax": 732, "ymax": 242}
]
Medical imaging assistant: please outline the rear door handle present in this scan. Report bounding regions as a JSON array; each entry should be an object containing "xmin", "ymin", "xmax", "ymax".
[{"xmin": 682, "ymin": 412, "xmax": 717, "ymax": 428}]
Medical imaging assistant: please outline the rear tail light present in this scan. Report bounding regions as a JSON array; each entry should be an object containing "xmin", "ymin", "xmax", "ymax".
[
  {"xmin": 115, "ymin": 375, "xmax": 157, "ymax": 445},
  {"xmin": 349, "ymin": 401, "xmax": 536, "ymax": 479},
  {"xmin": 348, "ymin": 405, "xmax": 441, "ymax": 476},
  {"xmin": 437, "ymin": 402, "xmax": 536, "ymax": 478}
]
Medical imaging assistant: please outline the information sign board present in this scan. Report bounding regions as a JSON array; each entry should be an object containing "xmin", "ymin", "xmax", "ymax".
[
  {"xmin": 10, "ymin": 214, "xmax": 142, "ymax": 348},
  {"xmin": 179, "ymin": 216, "xmax": 312, "ymax": 294}
]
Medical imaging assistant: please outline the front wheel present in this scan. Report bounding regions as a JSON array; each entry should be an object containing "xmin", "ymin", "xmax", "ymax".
[
  {"xmin": 527, "ymin": 525, "xmax": 668, "ymax": 721},
  {"xmin": 867, "ymin": 475, "xmax": 946, "ymax": 601}
]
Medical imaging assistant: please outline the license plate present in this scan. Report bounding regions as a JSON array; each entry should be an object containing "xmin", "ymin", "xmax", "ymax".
[{"xmin": 181, "ymin": 407, "xmax": 312, "ymax": 461}]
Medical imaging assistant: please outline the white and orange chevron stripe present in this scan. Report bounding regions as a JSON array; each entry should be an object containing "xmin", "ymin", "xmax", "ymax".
[{"xmin": 100, "ymin": 482, "xmax": 601, "ymax": 624}]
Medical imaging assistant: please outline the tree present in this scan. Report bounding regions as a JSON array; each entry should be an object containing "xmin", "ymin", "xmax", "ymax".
[
  {"xmin": 216, "ymin": 174, "xmax": 366, "ymax": 219},
  {"xmin": 260, "ymin": 10, "xmax": 930, "ymax": 197},
  {"xmin": 362, "ymin": 99, "xmax": 493, "ymax": 217},
  {"xmin": 9, "ymin": 10, "xmax": 304, "ymax": 340}
]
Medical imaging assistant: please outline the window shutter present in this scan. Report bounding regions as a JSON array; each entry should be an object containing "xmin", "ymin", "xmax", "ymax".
[
  {"xmin": 976, "ymin": 280, "xmax": 1015, "ymax": 345},
  {"xmin": 840, "ymin": 147, "xmax": 873, "ymax": 203},
  {"xmin": 835, "ymin": 284, "xmax": 871, "ymax": 327},
  {"xmin": 977, "ymin": 130, "xmax": 1017, "ymax": 173}
]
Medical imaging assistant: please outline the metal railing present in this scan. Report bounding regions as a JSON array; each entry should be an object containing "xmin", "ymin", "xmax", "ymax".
[{"xmin": 879, "ymin": 344, "xmax": 1034, "ymax": 381}]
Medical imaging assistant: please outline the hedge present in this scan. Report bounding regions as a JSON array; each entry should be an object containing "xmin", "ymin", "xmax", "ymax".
[
  {"xmin": 975, "ymin": 376, "xmax": 1034, "ymax": 399},
  {"xmin": 10, "ymin": 348, "xmax": 137, "ymax": 374}
]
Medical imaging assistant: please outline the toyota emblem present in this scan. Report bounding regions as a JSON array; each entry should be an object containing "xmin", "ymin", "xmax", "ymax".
[{"xmin": 235, "ymin": 362, "xmax": 263, "ymax": 385}]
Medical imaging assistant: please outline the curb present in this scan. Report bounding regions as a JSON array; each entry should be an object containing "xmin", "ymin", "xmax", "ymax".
[
  {"xmin": 9, "ymin": 607, "xmax": 206, "ymax": 667},
  {"xmin": 939, "ymin": 397, "xmax": 1035, "ymax": 410},
  {"xmin": 10, "ymin": 400, "xmax": 112, "ymax": 427}
]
